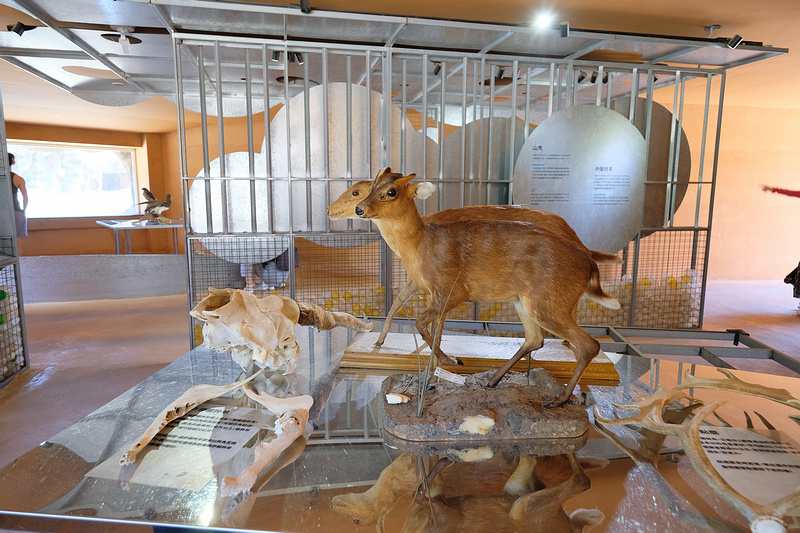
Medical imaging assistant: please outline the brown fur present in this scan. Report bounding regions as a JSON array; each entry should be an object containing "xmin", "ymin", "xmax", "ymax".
[
  {"xmin": 402, "ymin": 454, "xmax": 604, "ymax": 533},
  {"xmin": 331, "ymin": 452, "xmax": 605, "ymax": 533},
  {"xmin": 327, "ymin": 180, "xmax": 620, "ymax": 265},
  {"xmin": 327, "ymin": 179, "xmax": 620, "ymax": 348},
  {"xmin": 355, "ymin": 170, "xmax": 620, "ymax": 405}
]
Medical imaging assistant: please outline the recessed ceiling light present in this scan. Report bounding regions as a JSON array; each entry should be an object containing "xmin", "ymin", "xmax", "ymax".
[
  {"xmin": 534, "ymin": 12, "xmax": 554, "ymax": 29},
  {"xmin": 101, "ymin": 33, "xmax": 142, "ymax": 45}
]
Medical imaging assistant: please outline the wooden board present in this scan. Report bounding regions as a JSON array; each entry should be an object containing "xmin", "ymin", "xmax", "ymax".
[{"xmin": 341, "ymin": 332, "xmax": 619, "ymax": 385}]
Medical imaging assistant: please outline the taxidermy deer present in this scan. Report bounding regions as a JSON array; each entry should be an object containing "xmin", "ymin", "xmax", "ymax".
[
  {"xmin": 327, "ymin": 178, "xmax": 621, "ymax": 348},
  {"xmin": 355, "ymin": 169, "xmax": 620, "ymax": 406}
]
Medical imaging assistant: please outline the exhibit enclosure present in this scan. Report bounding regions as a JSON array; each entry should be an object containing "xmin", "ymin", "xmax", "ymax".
[{"xmin": 164, "ymin": 4, "xmax": 786, "ymax": 338}]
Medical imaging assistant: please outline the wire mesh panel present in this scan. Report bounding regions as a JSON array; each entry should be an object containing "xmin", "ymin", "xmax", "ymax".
[
  {"xmin": 295, "ymin": 234, "xmax": 385, "ymax": 316},
  {"xmin": 175, "ymin": 28, "xmax": 724, "ymax": 342},
  {"xmin": 0, "ymin": 262, "xmax": 26, "ymax": 385}
]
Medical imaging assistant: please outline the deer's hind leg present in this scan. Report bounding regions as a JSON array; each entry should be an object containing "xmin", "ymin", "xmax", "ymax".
[
  {"xmin": 487, "ymin": 298, "xmax": 545, "ymax": 387},
  {"xmin": 539, "ymin": 316, "xmax": 600, "ymax": 407}
]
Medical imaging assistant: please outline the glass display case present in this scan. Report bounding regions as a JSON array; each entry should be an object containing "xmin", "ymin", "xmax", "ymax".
[{"xmin": 0, "ymin": 321, "xmax": 798, "ymax": 532}]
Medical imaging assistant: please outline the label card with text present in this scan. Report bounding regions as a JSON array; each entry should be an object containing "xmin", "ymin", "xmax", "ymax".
[
  {"xmin": 699, "ymin": 426, "xmax": 800, "ymax": 508},
  {"xmin": 88, "ymin": 406, "xmax": 271, "ymax": 491}
]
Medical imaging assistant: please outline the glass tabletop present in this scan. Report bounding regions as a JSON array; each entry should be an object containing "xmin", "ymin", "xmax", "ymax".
[{"xmin": 1, "ymin": 324, "xmax": 798, "ymax": 532}]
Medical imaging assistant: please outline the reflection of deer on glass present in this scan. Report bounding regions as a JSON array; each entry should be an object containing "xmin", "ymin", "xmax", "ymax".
[{"xmin": 331, "ymin": 452, "xmax": 606, "ymax": 532}]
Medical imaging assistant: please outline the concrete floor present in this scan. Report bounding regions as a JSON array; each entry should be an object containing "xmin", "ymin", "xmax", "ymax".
[{"xmin": 0, "ymin": 280, "xmax": 798, "ymax": 471}]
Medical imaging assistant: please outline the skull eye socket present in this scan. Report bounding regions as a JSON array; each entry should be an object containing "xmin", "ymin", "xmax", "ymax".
[{"xmin": 387, "ymin": 188, "xmax": 397, "ymax": 198}]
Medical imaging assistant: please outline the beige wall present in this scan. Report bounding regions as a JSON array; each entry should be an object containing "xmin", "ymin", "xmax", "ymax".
[
  {"xmin": 9, "ymin": 102, "xmax": 800, "ymax": 281},
  {"xmin": 669, "ymin": 104, "xmax": 800, "ymax": 280}
]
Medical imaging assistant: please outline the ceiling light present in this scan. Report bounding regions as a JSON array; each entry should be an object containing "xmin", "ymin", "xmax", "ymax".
[
  {"xmin": 577, "ymin": 71, "xmax": 586, "ymax": 83},
  {"xmin": 271, "ymin": 51, "xmax": 281, "ymax": 62},
  {"xmin": 432, "ymin": 62, "xmax": 441, "ymax": 75},
  {"xmin": 294, "ymin": 52, "xmax": 304, "ymax": 65},
  {"xmin": 534, "ymin": 12, "xmax": 554, "ymax": 29},
  {"xmin": 299, "ymin": 0, "xmax": 311, "ymax": 14},
  {"xmin": 726, "ymin": 34, "xmax": 743, "ymax": 49},
  {"xmin": 7, "ymin": 22, "xmax": 37, "ymax": 36},
  {"xmin": 559, "ymin": 21, "xmax": 570, "ymax": 38},
  {"xmin": 101, "ymin": 33, "xmax": 142, "ymax": 45},
  {"xmin": 496, "ymin": 67, "xmax": 505, "ymax": 79}
]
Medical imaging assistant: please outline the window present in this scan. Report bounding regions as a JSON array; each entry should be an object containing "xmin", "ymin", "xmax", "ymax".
[{"xmin": 7, "ymin": 142, "xmax": 138, "ymax": 218}]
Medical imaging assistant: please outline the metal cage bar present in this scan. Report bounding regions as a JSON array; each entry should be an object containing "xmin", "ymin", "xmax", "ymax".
[{"xmin": 174, "ymin": 34, "xmax": 727, "ymax": 345}]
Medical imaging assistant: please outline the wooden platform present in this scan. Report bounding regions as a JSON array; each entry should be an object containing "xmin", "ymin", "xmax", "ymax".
[{"xmin": 341, "ymin": 332, "xmax": 619, "ymax": 385}]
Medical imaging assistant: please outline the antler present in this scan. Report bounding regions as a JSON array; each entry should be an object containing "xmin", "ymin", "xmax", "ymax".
[
  {"xmin": 676, "ymin": 368, "xmax": 800, "ymax": 410},
  {"xmin": 597, "ymin": 388, "xmax": 800, "ymax": 532},
  {"xmin": 594, "ymin": 388, "xmax": 699, "ymax": 430},
  {"xmin": 594, "ymin": 390, "xmax": 701, "ymax": 467}
]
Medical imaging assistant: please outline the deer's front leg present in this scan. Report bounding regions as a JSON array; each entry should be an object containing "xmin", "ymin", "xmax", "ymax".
[{"xmin": 416, "ymin": 306, "xmax": 461, "ymax": 365}]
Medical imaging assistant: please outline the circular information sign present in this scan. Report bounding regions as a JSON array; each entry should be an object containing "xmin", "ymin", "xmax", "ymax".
[{"xmin": 511, "ymin": 105, "xmax": 647, "ymax": 254}]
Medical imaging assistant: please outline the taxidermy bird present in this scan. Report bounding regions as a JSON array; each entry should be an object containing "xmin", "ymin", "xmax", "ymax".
[{"xmin": 137, "ymin": 187, "xmax": 172, "ymax": 224}]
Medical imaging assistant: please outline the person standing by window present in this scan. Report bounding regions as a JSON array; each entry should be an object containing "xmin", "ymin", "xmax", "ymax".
[
  {"xmin": 762, "ymin": 184, "xmax": 800, "ymax": 312},
  {"xmin": 9, "ymin": 153, "xmax": 28, "ymax": 238}
]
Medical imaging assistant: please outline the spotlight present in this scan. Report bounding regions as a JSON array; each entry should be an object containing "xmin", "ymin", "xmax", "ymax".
[
  {"xmin": 432, "ymin": 62, "xmax": 441, "ymax": 75},
  {"xmin": 496, "ymin": 67, "xmax": 505, "ymax": 79},
  {"xmin": 294, "ymin": 52, "xmax": 304, "ymax": 65},
  {"xmin": 534, "ymin": 12, "xmax": 553, "ymax": 29},
  {"xmin": 271, "ymin": 50, "xmax": 281, "ymax": 62},
  {"xmin": 559, "ymin": 21, "xmax": 570, "ymax": 38},
  {"xmin": 590, "ymin": 71, "xmax": 598, "ymax": 83},
  {"xmin": 299, "ymin": 0, "xmax": 311, "ymax": 14},
  {"xmin": 7, "ymin": 21, "xmax": 36, "ymax": 36},
  {"xmin": 577, "ymin": 71, "xmax": 586, "ymax": 83},
  {"xmin": 726, "ymin": 34, "xmax": 743, "ymax": 49},
  {"xmin": 288, "ymin": 52, "xmax": 296, "ymax": 63}
]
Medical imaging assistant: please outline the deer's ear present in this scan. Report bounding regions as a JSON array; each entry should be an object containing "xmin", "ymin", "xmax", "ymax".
[
  {"xmin": 394, "ymin": 173, "xmax": 417, "ymax": 187},
  {"xmin": 414, "ymin": 181, "xmax": 436, "ymax": 200},
  {"xmin": 376, "ymin": 167, "xmax": 391, "ymax": 178}
]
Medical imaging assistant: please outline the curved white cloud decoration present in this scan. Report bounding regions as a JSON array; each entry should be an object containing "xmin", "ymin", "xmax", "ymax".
[
  {"xmin": 189, "ymin": 82, "xmax": 439, "ymax": 262},
  {"xmin": 266, "ymin": 82, "xmax": 439, "ymax": 233},
  {"xmin": 190, "ymin": 152, "xmax": 290, "ymax": 264},
  {"xmin": 441, "ymin": 117, "xmax": 529, "ymax": 210}
]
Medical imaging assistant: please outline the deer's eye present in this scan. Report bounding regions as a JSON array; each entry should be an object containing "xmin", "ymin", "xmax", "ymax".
[
  {"xmin": 352, "ymin": 190, "xmax": 359, "ymax": 197},
  {"xmin": 387, "ymin": 188, "xmax": 397, "ymax": 197}
]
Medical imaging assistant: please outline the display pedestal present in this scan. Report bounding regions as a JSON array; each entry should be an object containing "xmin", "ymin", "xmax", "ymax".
[
  {"xmin": 343, "ymin": 333, "xmax": 619, "ymax": 385},
  {"xmin": 381, "ymin": 369, "xmax": 590, "ymax": 456}
]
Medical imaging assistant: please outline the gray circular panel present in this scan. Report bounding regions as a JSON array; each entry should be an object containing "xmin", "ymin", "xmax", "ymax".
[
  {"xmin": 611, "ymin": 97, "xmax": 691, "ymax": 233},
  {"xmin": 512, "ymin": 105, "xmax": 647, "ymax": 254}
]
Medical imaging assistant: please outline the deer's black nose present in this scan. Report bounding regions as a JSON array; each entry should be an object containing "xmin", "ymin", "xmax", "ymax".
[{"xmin": 355, "ymin": 206, "xmax": 364, "ymax": 216}]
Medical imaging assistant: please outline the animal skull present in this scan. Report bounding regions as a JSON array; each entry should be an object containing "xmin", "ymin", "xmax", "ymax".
[{"xmin": 190, "ymin": 288, "xmax": 301, "ymax": 373}]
